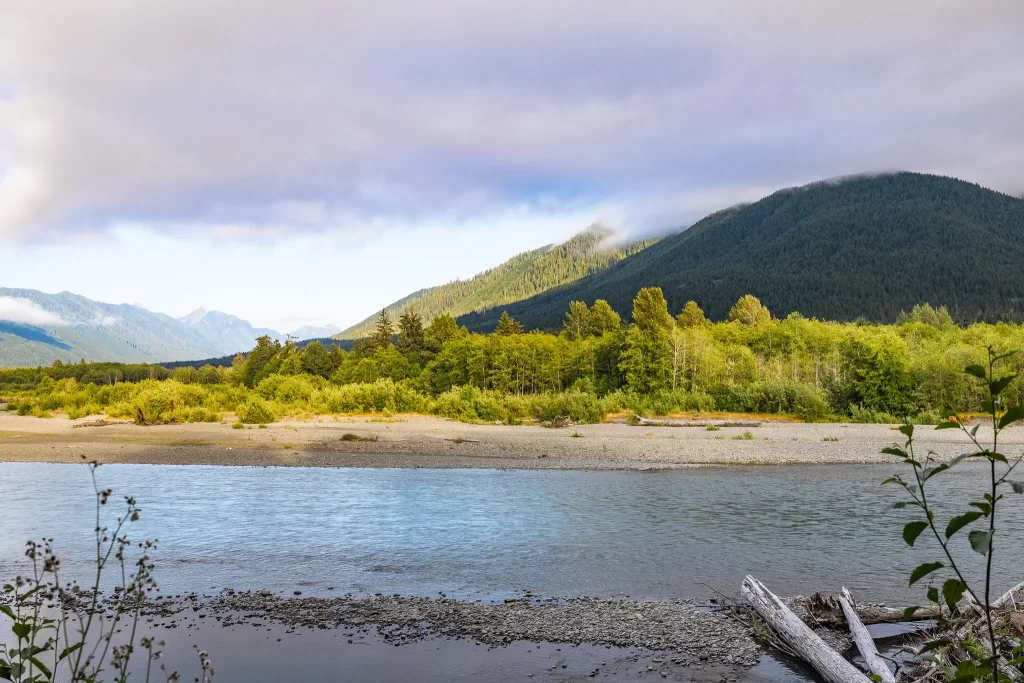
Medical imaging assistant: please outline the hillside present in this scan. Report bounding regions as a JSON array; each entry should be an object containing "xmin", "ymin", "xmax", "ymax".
[
  {"xmin": 334, "ymin": 227, "xmax": 652, "ymax": 338},
  {"xmin": 0, "ymin": 289, "xmax": 224, "ymax": 367},
  {"xmin": 458, "ymin": 173, "xmax": 1024, "ymax": 331}
]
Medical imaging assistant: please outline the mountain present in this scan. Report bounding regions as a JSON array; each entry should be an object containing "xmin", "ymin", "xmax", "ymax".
[
  {"xmin": 178, "ymin": 308, "xmax": 281, "ymax": 354},
  {"xmin": 291, "ymin": 324, "xmax": 341, "ymax": 340},
  {"xmin": 0, "ymin": 289, "xmax": 224, "ymax": 368},
  {"xmin": 457, "ymin": 173, "xmax": 1024, "ymax": 331},
  {"xmin": 334, "ymin": 227, "xmax": 653, "ymax": 338}
]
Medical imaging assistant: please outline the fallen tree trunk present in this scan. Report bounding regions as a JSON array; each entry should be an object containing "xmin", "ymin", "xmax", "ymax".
[
  {"xmin": 799, "ymin": 593, "xmax": 940, "ymax": 627},
  {"xmin": 839, "ymin": 587, "xmax": 895, "ymax": 683},
  {"xmin": 741, "ymin": 576, "xmax": 870, "ymax": 683},
  {"xmin": 993, "ymin": 581, "xmax": 1024, "ymax": 610}
]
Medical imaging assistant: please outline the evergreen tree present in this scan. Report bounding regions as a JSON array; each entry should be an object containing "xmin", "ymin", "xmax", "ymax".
[
  {"xmin": 729, "ymin": 295, "xmax": 771, "ymax": 326},
  {"xmin": 372, "ymin": 309, "xmax": 395, "ymax": 349},
  {"xmin": 495, "ymin": 311, "xmax": 523, "ymax": 336},
  {"xmin": 300, "ymin": 341, "xmax": 334, "ymax": 378},
  {"xmin": 677, "ymin": 301, "xmax": 708, "ymax": 328},
  {"xmin": 563, "ymin": 301, "xmax": 591, "ymax": 340},
  {"xmin": 397, "ymin": 309, "xmax": 426, "ymax": 353},
  {"xmin": 588, "ymin": 299, "xmax": 621, "ymax": 335}
]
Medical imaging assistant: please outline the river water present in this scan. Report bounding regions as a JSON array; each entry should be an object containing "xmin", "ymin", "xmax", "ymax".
[{"xmin": 1, "ymin": 462, "xmax": 1021, "ymax": 603}]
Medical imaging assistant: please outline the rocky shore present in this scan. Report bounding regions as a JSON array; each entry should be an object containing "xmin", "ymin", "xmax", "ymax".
[{"xmin": 1, "ymin": 411, "xmax": 1004, "ymax": 469}]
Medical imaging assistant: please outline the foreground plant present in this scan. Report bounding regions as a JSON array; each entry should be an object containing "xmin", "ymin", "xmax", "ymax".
[
  {"xmin": 0, "ymin": 463, "xmax": 213, "ymax": 683},
  {"xmin": 885, "ymin": 347, "xmax": 1024, "ymax": 683}
]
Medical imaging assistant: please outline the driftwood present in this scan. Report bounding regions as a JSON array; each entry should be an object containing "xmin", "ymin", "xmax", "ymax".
[
  {"xmin": 839, "ymin": 587, "xmax": 896, "ymax": 683},
  {"xmin": 800, "ymin": 592, "xmax": 940, "ymax": 626},
  {"xmin": 741, "ymin": 576, "xmax": 870, "ymax": 683},
  {"xmin": 993, "ymin": 580, "xmax": 1024, "ymax": 610},
  {"xmin": 629, "ymin": 415, "xmax": 761, "ymax": 428}
]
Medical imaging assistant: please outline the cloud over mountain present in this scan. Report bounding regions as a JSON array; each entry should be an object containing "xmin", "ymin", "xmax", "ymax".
[{"xmin": 1, "ymin": 1, "xmax": 1022, "ymax": 240}]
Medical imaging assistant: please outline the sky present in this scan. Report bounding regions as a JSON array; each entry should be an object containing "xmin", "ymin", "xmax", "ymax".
[{"xmin": 1, "ymin": 1, "xmax": 1022, "ymax": 331}]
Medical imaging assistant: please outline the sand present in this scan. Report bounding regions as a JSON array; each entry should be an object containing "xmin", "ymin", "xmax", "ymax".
[{"xmin": 0, "ymin": 411, "xmax": 1010, "ymax": 469}]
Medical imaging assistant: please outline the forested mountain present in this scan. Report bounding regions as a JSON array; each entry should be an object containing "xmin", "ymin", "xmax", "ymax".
[
  {"xmin": 458, "ymin": 173, "xmax": 1024, "ymax": 331},
  {"xmin": 0, "ymin": 289, "xmax": 224, "ymax": 367},
  {"xmin": 334, "ymin": 227, "xmax": 652, "ymax": 339}
]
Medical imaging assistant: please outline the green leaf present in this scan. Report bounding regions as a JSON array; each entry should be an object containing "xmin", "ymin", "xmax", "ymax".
[
  {"xmin": 0, "ymin": 605, "xmax": 13, "ymax": 620},
  {"xmin": 935, "ymin": 421, "xmax": 961, "ymax": 430},
  {"xmin": 1009, "ymin": 480, "xmax": 1024, "ymax": 494},
  {"xmin": 899, "ymin": 424, "xmax": 915, "ymax": 438},
  {"xmin": 882, "ymin": 447, "xmax": 907, "ymax": 457},
  {"xmin": 902, "ymin": 605, "xmax": 922, "ymax": 620},
  {"xmin": 969, "ymin": 501, "xmax": 992, "ymax": 515},
  {"xmin": 965, "ymin": 364, "xmax": 987, "ymax": 379},
  {"xmin": 946, "ymin": 511, "xmax": 984, "ymax": 538},
  {"xmin": 990, "ymin": 375, "xmax": 1017, "ymax": 397},
  {"xmin": 942, "ymin": 579, "xmax": 966, "ymax": 611},
  {"xmin": 903, "ymin": 521, "xmax": 929, "ymax": 546},
  {"xmin": 993, "ymin": 349, "xmax": 1018, "ymax": 363},
  {"xmin": 885, "ymin": 501, "xmax": 912, "ymax": 511},
  {"xmin": 927, "ymin": 585, "xmax": 939, "ymax": 603},
  {"xmin": 988, "ymin": 452, "xmax": 1008, "ymax": 463},
  {"xmin": 948, "ymin": 452, "xmax": 982, "ymax": 468},
  {"xmin": 923, "ymin": 464, "xmax": 949, "ymax": 480},
  {"xmin": 57, "ymin": 643, "xmax": 83, "ymax": 662},
  {"xmin": 968, "ymin": 529, "xmax": 993, "ymax": 555},
  {"xmin": 11, "ymin": 623, "xmax": 29, "ymax": 640},
  {"xmin": 910, "ymin": 561, "xmax": 944, "ymax": 586},
  {"xmin": 26, "ymin": 657, "xmax": 50, "ymax": 679},
  {"xmin": 998, "ymin": 405, "xmax": 1024, "ymax": 429},
  {"xmin": 918, "ymin": 639, "xmax": 951, "ymax": 654}
]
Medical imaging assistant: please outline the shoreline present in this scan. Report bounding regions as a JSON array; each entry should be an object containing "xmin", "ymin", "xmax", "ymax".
[{"xmin": 0, "ymin": 411, "xmax": 1007, "ymax": 470}]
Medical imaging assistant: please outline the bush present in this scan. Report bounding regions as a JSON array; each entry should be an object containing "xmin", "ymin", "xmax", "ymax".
[{"xmin": 236, "ymin": 398, "xmax": 276, "ymax": 424}]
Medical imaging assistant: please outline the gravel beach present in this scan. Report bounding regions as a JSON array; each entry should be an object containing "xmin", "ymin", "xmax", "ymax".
[{"xmin": 0, "ymin": 411, "xmax": 1010, "ymax": 469}]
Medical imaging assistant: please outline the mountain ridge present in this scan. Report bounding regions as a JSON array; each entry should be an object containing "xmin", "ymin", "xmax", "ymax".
[
  {"xmin": 457, "ymin": 172, "xmax": 1024, "ymax": 331},
  {"xmin": 334, "ymin": 226, "xmax": 653, "ymax": 339}
]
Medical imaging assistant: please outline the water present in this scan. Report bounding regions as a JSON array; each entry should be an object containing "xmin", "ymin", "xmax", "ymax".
[{"xmin": 1, "ymin": 462, "xmax": 1021, "ymax": 603}]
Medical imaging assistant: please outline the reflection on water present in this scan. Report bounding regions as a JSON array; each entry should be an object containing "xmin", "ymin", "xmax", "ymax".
[{"xmin": 1, "ymin": 462, "xmax": 1021, "ymax": 602}]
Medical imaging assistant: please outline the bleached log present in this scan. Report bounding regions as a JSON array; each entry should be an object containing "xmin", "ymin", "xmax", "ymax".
[
  {"xmin": 993, "ymin": 580, "xmax": 1024, "ymax": 610},
  {"xmin": 839, "ymin": 587, "xmax": 895, "ymax": 683},
  {"xmin": 741, "ymin": 576, "xmax": 870, "ymax": 683}
]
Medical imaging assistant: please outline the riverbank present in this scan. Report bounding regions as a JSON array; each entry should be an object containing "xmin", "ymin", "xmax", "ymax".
[{"xmin": 0, "ymin": 411, "xmax": 1010, "ymax": 469}]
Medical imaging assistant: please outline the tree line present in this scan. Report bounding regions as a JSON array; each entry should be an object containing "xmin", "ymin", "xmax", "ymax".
[{"xmin": 6, "ymin": 287, "xmax": 1024, "ymax": 425}]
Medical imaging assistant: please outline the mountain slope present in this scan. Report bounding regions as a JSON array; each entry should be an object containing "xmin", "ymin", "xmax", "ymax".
[
  {"xmin": 335, "ymin": 227, "xmax": 652, "ymax": 339},
  {"xmin": 178, "ymin": 308, "xmax": 281, "ymax": 354},
  {"xmin": 458, "ymin": 173, "xmax": 1024, "ymax": 331},
  {"xmin": 0, "ymin": 289, "xmax": 225, "ymax": 367}
]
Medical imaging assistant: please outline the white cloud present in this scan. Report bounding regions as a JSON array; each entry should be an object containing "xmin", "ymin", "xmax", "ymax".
[
  {"xmin": 0, "ymin": 296, "xmax": 64, "ymax": 326},
  {"xmin": 0, "ymin": 0, "xmax": 1021, "ymax": 239},
  {"xmin": 90, "ymin": 314, "xmax": 118, "ymax": 326}
]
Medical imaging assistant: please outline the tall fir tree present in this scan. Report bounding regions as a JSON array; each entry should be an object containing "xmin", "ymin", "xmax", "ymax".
[
  {"xmin": 397, "ymin": 309, "xmax": 426, "ymax": 353},
  {"xmin": 372, "ymin": 309, "xmax": 395, "ymax": 348},
  {"xmin": 495, "ymin": 311, "xmax": 523, "ymax": 336}
]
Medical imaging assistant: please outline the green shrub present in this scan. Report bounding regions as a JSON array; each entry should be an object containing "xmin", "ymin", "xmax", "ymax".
[{"xmin": 236, "ymin": 398, "xmax": 276, "ymax": 424}]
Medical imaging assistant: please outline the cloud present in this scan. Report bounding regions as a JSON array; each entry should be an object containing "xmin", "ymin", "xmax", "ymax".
[
  {"xmin": 0, "ymin": 296, "xmax": 64, "ymax": 326},
  {"xmin": 90, "ymin": 314, "xmax": 118, "ymax": 326},
  {"xmin": 0, "ymin": 1, "xmax": 1022, "ymax": 239}
]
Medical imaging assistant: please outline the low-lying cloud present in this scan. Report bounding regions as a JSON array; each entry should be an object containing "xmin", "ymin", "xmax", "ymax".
[
  {"xmin": 0, "ymin": 296, "xmax": 64, "ymax": 326},
  {"xmin": 1, "ymin": 0, "xmax": 1022, "ymax": 240}
]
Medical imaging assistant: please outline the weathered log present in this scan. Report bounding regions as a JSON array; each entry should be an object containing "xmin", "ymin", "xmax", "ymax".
[
  {"xmin": 839, "ymin": 587, "xmax": 896, "ymax": 683},
  {"xmin": 799, "ymin": 593, "xmax": 940, "ymax": 626},
  {"xmin": 993, "ymin": 580, "xmax": 1024, "ymax": 610},
  {"xmin": 741, "ymin": 576, "xmax": 870, "ymax": 683}
]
